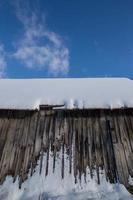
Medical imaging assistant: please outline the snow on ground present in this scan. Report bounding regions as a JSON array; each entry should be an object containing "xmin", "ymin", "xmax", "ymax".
[
  {"xmin": 0, "ymin": 78, "xmax": 133, "ymax": 109},
  {"xmin": 0, "ymin": 151, "xmax": 132, "ymax": 200}
]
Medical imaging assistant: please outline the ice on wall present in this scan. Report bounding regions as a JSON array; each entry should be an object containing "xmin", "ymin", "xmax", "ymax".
[{"xmin": 0, "ymin": 152, "xmax": 133, "ymax": 200}]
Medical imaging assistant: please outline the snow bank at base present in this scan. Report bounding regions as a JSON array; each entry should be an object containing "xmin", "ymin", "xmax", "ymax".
[
  {"xmin": 0, "ymin": 78, "xmax": 133, "ymax": 109},
  {"xmin": 0, "ymin": 152, "xmax": 132, "ymax": 200}
]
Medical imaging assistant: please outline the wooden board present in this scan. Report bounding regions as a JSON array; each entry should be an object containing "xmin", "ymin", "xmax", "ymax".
[{"xmin": 0, "ymin": 108, "xmax": 132, "ymax": 193}]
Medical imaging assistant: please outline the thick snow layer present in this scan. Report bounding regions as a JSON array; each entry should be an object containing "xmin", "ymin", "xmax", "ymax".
[
  {"xmin": 0, "ymin": 78, "xmax": 133, "ymax": 109},
  {"xmin": 0, "ymin": 152, "xmax": 132, "ymax": 200}
]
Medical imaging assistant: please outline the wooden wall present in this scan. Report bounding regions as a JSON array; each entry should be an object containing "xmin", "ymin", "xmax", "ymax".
[{"xmin": 0, "ymin": 108, "xmax": 133, "ymax": 193}]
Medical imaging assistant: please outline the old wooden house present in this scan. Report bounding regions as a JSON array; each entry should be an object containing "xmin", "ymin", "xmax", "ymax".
[{"xmin": 0, "ymin": 78, "xmax": 133, "ymax": 199}]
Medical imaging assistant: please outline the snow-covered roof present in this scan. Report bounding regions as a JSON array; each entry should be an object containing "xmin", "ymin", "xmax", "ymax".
[{"xmin": 0, "ymin": 78, "xmax": 133, "ymax": 109}]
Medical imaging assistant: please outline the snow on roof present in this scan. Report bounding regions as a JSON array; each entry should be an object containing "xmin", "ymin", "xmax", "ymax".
[{"xmin": 0, "ymin": 77, "xmax": 133, "ymax": 109}]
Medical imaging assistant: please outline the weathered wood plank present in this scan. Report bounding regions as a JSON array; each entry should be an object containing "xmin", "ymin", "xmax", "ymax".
[{"xmin": 0, "ymin": 108, "xmax": 132, "ymax": 194}]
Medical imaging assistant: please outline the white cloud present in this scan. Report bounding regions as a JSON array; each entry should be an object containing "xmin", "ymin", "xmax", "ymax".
[
  {"xmin": 13, "ymin": 2, "xmax": 69, "ymax": 76},
  {"xmin": 0, "ymin": 44, "xmax": 7, "ymax": 78}
]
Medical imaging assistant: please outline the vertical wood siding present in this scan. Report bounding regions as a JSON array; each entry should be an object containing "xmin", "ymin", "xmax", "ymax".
[{"xmin": 0, "ymin": 108, "xmax": 132, "ymax": 193}]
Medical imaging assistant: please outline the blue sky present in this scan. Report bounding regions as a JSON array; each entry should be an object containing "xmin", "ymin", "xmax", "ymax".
[{"xmin": 0, "ymin": 0, "xmax": 133, "ymax": 78}]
